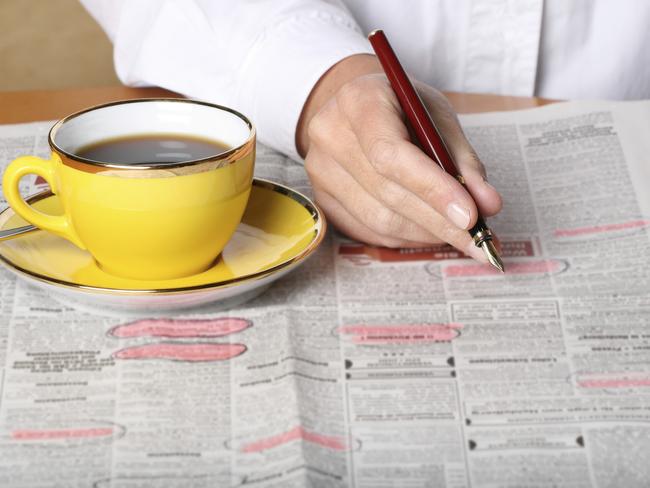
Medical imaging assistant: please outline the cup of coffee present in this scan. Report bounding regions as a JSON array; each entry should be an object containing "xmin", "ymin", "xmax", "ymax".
[{"xmin": 2, "ymin": 99, "xmax": 255, "ymax": 280}]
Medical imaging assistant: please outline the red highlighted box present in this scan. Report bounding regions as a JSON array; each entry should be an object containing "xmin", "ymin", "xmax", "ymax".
[
  {"xmin": 241, "ymin": 426, "xmax": 347, "ymax": 453},
  {"xmin": 109, "ymin": 318, "xmax": 251, "ymax": 339},
  {"xmin": 339, "ymin": 323, "xmax": 461, "ymax": 344},
  {"xmin": 113, "ymin": 343, "xmax": 246, "ymax": 362}
]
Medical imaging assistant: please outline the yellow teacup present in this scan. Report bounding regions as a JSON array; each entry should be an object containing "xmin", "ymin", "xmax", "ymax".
[{"xmin": 2, "ymin": 99, "xmax": 255, "ymax": 280}]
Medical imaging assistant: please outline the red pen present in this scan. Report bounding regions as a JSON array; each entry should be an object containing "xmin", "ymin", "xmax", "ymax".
[{"xmin": 368, "ymin": 29, "xmax": 504, "ymax": 272}]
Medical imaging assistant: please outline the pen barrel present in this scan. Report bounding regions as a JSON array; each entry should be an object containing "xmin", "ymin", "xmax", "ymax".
[
  {"xmin": 369, "ymin": 29, "xmax": 499, "ymax": 255},
  {"xmin": 368, "ymin": 29, "xmax": 460, "ymax": 177}
]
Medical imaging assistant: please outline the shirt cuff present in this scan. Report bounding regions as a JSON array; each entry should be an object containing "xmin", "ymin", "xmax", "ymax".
[{"xmin": 235, "ymin": 12, "xmax": 373, "ymax": 162}]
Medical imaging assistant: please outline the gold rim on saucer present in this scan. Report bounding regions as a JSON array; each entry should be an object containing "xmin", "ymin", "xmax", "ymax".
[{"xmin": 0, "ymin": 179, "xmax": 326, "ymax": 296}]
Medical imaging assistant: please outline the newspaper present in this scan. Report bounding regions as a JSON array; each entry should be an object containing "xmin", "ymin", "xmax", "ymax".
[{"xmin": 1, "ymin": 100, "xmax": 650, "ymax": 487}]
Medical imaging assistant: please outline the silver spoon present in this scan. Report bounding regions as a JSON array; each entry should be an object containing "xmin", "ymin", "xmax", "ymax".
[{"xmin": 0, "ymin": 224, "xmax": 38, "ymax": 242}]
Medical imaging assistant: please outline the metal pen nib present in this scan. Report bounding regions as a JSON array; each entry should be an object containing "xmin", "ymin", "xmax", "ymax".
[
  {"xmin": 480, "ymin": 239, "xmax": 505, "ymax": 273},
  {"xmin": 470, "ymin": 216, "xmax": 505, "ymax": 273}
]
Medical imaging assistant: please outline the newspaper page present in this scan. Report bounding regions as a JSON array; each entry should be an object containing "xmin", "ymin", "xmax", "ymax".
[{"xmin": 0, "ymin": 99, "xmax": 649, "ymax": 487}]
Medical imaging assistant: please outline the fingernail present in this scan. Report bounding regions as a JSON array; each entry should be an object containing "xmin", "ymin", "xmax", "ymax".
[
  {"xmin": 446, "ymin": 203, "xmax": 470, "ymax": 229},
  {"xmin": 465, "ymin": 242, "xmax": 488, "ymax": 263}
]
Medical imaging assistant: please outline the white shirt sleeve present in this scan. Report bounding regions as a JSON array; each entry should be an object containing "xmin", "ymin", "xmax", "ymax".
[{"xmin": 80, "ymin": 0, "xmax": 373, "ymax": 161}]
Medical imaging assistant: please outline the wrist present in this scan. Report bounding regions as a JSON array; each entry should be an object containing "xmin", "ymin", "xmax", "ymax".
[{"xmin": 296, "ymin": 54, "xmax": 383, "ymax": 157}]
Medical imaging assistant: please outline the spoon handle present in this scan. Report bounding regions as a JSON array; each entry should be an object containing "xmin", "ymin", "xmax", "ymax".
[{"xmin": 0, "ymin": 224, "xmax": 38, "ymax": 242}]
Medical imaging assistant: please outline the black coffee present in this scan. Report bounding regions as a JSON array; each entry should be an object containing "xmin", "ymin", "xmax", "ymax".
[{"xmin": 77, "ymin": 134, "xmax": 230, "ymax": 165}]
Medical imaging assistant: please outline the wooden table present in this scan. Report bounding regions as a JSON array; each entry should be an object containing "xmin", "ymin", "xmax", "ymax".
[{"xmin": 0, "ymin": 85, "xmax": 553, "ymax": 125}]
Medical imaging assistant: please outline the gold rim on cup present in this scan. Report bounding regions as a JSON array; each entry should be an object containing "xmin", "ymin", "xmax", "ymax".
[{"xmin": 48, "ymin": 98, "xmax": 256, "ymax": 177}]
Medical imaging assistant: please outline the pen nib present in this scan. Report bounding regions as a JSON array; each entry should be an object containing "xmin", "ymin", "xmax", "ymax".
[{"xmin": 480, "ymin": 240, "xmax": 505, "ymax": 273}]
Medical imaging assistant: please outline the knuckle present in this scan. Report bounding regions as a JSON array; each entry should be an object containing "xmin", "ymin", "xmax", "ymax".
[
  {"xmin": 464, "ymin": 149, "xmax": 486, "ymax": 173},
  {"xmin": 304, "ymin": 153, "xmax": 316, "ymax": 175},
  {"xmin": 418, "ymin": 172, "xmax": 446, "ymax": 205},
  {"xmin": 306, "ymin": 115, "xmax": 324, "ymax": 144},
  {"xmin": 370, "ymin": 207, "xmax": 403, "ymax": 237},
  {"xmin": 306, "ymin": 109, "xmax": 335, "ymax": 148},
  {"xmin": 336, "ymin": 79, "xmax": 364, "ymax": 107},
  {"xmin": 367, "ymin": 137, "xmax": 399, "ymax": 176},
  {"xmin": 304, "ymin": 153, "xmax": 325, "ymax": 184},
  {"xmin": 337, "ymin": 76, "xmax": 387, "ymax": 116},
  {"xmin": 378, "ymin": 180, "xmax": 409, "ymax": 210},
  {"xmin": 454, "ymin": 147, "xmax": 487, "ymax": 179}
]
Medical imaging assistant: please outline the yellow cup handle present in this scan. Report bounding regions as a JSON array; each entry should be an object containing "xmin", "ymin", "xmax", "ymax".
[{"xmin": 2, "ymin": 154, "xmax": 85, "ymax": 249}]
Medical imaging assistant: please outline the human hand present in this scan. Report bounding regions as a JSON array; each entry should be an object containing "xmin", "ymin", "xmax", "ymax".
[{"xmin": 296, "ymin": 55, "xmax": 502, "ymax": 262}]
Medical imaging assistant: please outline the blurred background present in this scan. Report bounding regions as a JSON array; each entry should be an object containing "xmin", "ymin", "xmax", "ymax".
[{"xmin": 1, "ymin": 0, "xmax": 120, "ymax": 91}]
